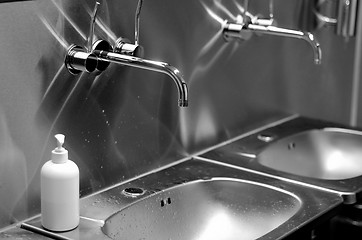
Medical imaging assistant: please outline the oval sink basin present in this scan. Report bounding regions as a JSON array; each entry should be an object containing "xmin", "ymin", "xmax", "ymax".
[
  {"xmin": 102, "ymin": 178, "xmax": 301, "ymax": 240},
  {"xmin": 257, "ymin": 128, "xmax": 362, "ymax": 180}
]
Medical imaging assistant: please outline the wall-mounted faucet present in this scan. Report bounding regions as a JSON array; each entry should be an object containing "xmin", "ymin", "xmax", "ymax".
[
  {"xmin": 64, "ymin": 1, "xmax": 188, "ymax": 107},
  {"xmin": 223, "ymin": 0, "xmax": 322, "ymax": 65}
]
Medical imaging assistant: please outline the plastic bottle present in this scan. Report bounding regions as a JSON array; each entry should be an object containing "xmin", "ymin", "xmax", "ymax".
[{"xmin": 41, "ymin": 134, "xmax": 79, "ymax": 232}]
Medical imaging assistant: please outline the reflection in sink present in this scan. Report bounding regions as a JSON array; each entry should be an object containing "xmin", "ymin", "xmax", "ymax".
[
  {"xmin": 257, "ymin": 128, "xmax": 362, "ymax": 180},
  {"xmin": 102, "ymin": 178, "xmax": 301, "ymax": 240}
]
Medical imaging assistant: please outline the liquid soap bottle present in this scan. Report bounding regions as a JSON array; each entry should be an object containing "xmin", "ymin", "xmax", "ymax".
[{"xmin": 41, "ymin": 134, "xmax": 79, "ymax": 232}]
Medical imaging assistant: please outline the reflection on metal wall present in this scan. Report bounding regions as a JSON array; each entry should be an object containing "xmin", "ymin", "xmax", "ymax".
[{"xmin": 0, "ymin": 0, "xmax": 357, "ymax": 229}]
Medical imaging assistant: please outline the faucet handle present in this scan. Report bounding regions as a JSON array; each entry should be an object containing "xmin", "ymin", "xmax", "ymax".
[
  {"xmin": 251, "ymin": 0, "xmax": 276, "ymax": 27},
  {"xmin": 87, "ymin": 1, "xmax": 100, "ymax": 52},
  {"xmin": 114, "ymin": 37, "xmax": 144, "ymax": 57},
  {"xmin": 114, "ymin": 0, "xmax": 144, "ymax": 57},
  {"xmin": 88, "ymin": 1, "xmax": 113, "ymax": 72},
  {"xmin": 134, "ymin": 0, "xmax": 143, "ymax": 46},
  {"xmin": 242, "ymin": 0, "xmax": 249, "ymax": 23},
  {"xmin": 65, "ymin": 1, "xmax": 113, "ymax": 75}
]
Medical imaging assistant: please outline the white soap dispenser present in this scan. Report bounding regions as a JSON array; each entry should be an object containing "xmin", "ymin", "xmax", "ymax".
[{"xmin": 41, "ymin": 134, "xmax": 79, "ymax": 232}]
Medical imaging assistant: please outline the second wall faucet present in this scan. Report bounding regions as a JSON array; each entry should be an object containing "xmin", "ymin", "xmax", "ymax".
[
  {"xmin": 64, "ymin": 0, "xmax": 188, "ymax": 107},
  {"xmin": 222, "ymin": 0, "xmax": 322, "ymax": 65}
]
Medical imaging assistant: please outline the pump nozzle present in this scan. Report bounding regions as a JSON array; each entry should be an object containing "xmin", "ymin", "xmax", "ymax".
[
  {"xmin": 52, "ymin": 134, "xmax": 68, "ymax": 163},
  {"xmin": 55, "ymin": 134, "xmax": 65, "ymax": 151}
]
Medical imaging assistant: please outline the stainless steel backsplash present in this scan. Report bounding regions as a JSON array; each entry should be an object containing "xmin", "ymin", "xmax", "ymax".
[{"xmin": 0, "ymin": 0, "xmax": 357, "ymax": 228}]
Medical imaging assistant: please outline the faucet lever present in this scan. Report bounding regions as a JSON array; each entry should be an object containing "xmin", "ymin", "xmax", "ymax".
[
  {"xmin": 243, "ymin": 0, "xmax": 249, "ymax": 23},
  {"xmin": 253, "ymin": 0, "xmax": 275, "ymax": 26},
  {"xmin": 87, "ymin": 1, "xmax": 100, "ymax": 53},
  {"xmin": 65, "ymin": 1, "xmax": 112, "ymax": 74},
  {"xmin": 115, "ymin": 0, "xmax": 144, "ymax": 57},
  {"xmin": 134, "ymin": 0, "xmax": 143, "ymax": 46}
]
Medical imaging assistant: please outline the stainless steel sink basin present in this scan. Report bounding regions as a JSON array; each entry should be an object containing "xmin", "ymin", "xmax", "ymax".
[
  {"xmin": 102, "ymin": 178, "xmax": 301, "ymax": 240},
  {"xmin": 20, "ymin": 158, "xmax": 343, "ymax": 240},
  {"xmin": 257, "ymin": 128, "xmax": 362, "ymax": 180},
  {"xmin": 200, "ymin": 116, "xmax": 362, "ymax": 203}
]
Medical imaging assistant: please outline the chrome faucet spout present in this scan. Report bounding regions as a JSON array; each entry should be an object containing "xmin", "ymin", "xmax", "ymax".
[
  {"xmin": 94, "ymin": 50, "xmax": 188, "ymax": 107},
  {"xmin": 223, "ymin": 20, "xmax": 322, "ymax": 65},
  {"xmin": 246, "ymin": 24, "xmax": 322, "ymax": 64}
]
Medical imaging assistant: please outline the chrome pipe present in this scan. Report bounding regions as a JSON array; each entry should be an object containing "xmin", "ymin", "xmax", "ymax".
[
  {"xmin": 94, "ymin": 50, "xmax": 188, "ymax": 107},
  {"xmin": 247, "ymin": 24, "xmax": 322, "ymax": 65}
]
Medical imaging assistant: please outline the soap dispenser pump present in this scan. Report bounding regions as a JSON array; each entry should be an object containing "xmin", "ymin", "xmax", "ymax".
[{"xmin": 41, "ymin": 134, "xmax": 79, "ymax": 232}]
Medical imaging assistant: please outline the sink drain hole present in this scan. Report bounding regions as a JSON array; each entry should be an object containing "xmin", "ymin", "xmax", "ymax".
[
  {"xmin": 257, "ymin": 133, "xmax": 275, "ymax": 142},
  {"xmin": 122, "ymin": 187, "xmax": 145, "ymax": 198}
]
